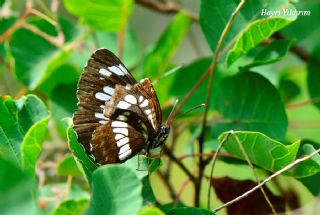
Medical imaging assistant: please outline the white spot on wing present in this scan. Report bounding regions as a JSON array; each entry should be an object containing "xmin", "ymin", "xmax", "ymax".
[
  {"xmin": 125, "ymin": 84, "xmax": 131, "ymax": 90},
  {"xmin": 111, "ymin": 121, "xmax": 128, "ymax": 128},
  {"xmin": 139, "ymin": 96, "xmax": 144, "ymax": 103},
  {"xmin": 124, "ymin": 95, "xmax": 137, "ymax": 104},
  {"xmin": 117, "ymin": 138, "xmax": 129, "ymax": 148},
  {"xmin": 140, "ymin": 99, "xmax": 149, "ymax": 108},
  {"xmin": 99, "ymin": 68, "xmax": 111, "ymax": 76},
  {"xmin": 119, "ymin": 149, "xmax": 132, "ymax": 161},
  {"xmin": 95, "ymin": 92, "xmax": 110, "ymax": 101},
  {"xmin": 115, "ymin": 134, "xmax": 124, "ymax": 140},
  {"xmin": 119, "ymin": 144, "xmax": 130, "ymax": 154},
  {"xmin": 113, "ymin": 128, "xmax": 128, "ymax": 136},
  {"xmin": 118, "ymin": 64, "xmax": 128, "ymax": 74},
  {"xmin": 95, "ymin": 112, "xmax": 108, "ymax": 120},
  {"xmin": 103, "ymin": 86, "xmax": 114, "ymax": 95},
  {"xmin": 145, "ymin": 109, "xmax": 151, "ymax": 115},
  {"xmin": 109, "ymin": 65, "xmax": 124, "ymax": 76},
  {"xmin": 117, "ymin": 115, "xmax": 128, "ymax": 121},
  {"xmin": 117, "ymin": 101, "xmax": 131, "ymax": 109}
]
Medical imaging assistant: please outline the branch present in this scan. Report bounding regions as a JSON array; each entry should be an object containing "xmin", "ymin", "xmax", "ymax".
[
  {"xmin": 135, "ymin": 0, "xmax": 198, "ymax": 22},
  {"xmin": 195, "ymin": 0, "xmax": 247, "ymax": 207},
  {"xmin": 213, "ymin": 148, "xmax": 320, "ymax": 213},
  {"xmin": 162, "ymin": 145, "xmax": 196, "ymax": 182}
]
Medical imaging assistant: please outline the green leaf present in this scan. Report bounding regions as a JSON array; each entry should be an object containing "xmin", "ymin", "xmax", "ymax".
[
  {"xmin": 219, "ymin": 131, "xmax": 304, "ymax": 177},
  {"xmin": 307, "ymin": 55, "xmax": 320, "ymax": 110},
  {"xmin": 278, "ymin": 78, "xmax": 300, "ymax": 103},
  {"xmin": 226, "ymin": 13, "xmax": 296, "ymax": 66},
  {"xmin": 0, "ymin": 157, "xmax": 36, "ymax": 215},
  {"xmin": 299, "ymin": 173, "xmax": 320, "ymax": 196},
  {"xmin": 141, "ymin": 176, "xmax": 156, "ymax": 205},
  {"xmin": 241, "ymin": 40, "xmax": 294, "ymax": 69},
  {"xmin": 88, "ymin": 165, "xmax": 143, "ymax": 215},
  {"xmin": 57, "ymin": 155, "xmax": 83, "ymax": 177},
  {"xmin": 167, "ymin": 207, "xmax": 214, "ymax": 215},
  {"xmin": 158, "ymin": 202, "xmax": 186, "ymax": 214},
  {"xmin": 200, "ymin": 0, "xmax": 291, "ymax": 51},
  {"xmin": 63, "ymin": 0, "xmax": 134, "ymax": 32},
  {"xmin": 0, "ymin": 95, "xmax": 50, "ymax": 177},
  {"xmin": 10, "ymin": 17, "xmax": 78, "ymax": 89},
  {"xmin": 52, "ymin": 199, "xmax": 89, "ymax": 215},
  {"xmin": 139, "ymin": 206, "xmax": 165, "ymax": 215},
  {"xmin": 140, "ymin": 11, "xmax": 192, "ymax": 78},
  {"xmin": 291, "ymin": 144, "xmax": 320, "ymax": 178},
  {"xmin": 67, "ymin": 126, "xmax": 98, "ymax": 182},
  {"xmin": 213, "ymin": 71, "xmax": 288, "ymax": 140}
]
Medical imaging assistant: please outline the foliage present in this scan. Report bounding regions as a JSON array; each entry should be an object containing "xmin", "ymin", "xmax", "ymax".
[{"xmin": 0, "ymin": 0, "xmax": 319, "ymax": 215}]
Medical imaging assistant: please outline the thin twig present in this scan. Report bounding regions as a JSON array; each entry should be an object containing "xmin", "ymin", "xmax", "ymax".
[
  {"xmin": 135, "ymin": 0, "xmax": 198, "ymax": 22},
  {"xmin": 286, "ymin": 98, "xmax": 320, "ymax": 109},
  {"xmin": 30, "ymin": 8, "xmax": 56, "ymax": 25},
  {"xmin": 232, "ymin": 131, "xmax": 278, "ymax": 215},
  {"xmin": 207, "ymin": 131, "xmax": 232, "ymax": 209},
  {"xmin": 213, "ymin": 148, "xmax": 320, "ymax": 213},
  {"xmin": 22, "ymin": 23, "xmax": 63, "ymax": 47},
  {"xmin": 117, "ymin": 28, "xmax": 125, "ymax": 60},
  {"xmin": 195, "ymin": 0, "xmax": 247, "ymax": 207},
  {"xmin": 157, "ymin": 170, "xmax": 177, "ymax": 200},
  {"xmin": 162, "ymin": 145, "xmax": 196, "ymax": 182},
  {"xmin": 179, "ymin": 152, "xmax": 231, "ymax": 161},
  {"xmin": 174, "ymin": 177, "xmax": 191, "ymax": 205}
]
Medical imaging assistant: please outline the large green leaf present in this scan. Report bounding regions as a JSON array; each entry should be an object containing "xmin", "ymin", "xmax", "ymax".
[
  {"xmin": 307, "ymin": 55, "xmax": 320, "ymax": 110},
  {"xmin": 217, "ymin": 131, "xmax": 319, "ymax": 178},
  {"xmin": 226, "ymin": 13, "xmax": 296, "ymax": 66},
  {"xmin": 140, "ymin": 11, "xmax": 192, "ymax": 79},
  {"xmin": 63, "ymin": 0, "xmax": 134, "ymax": 32},
  {"xmin": 213, "ymin": 71, "xmax": 288, "ymax": 140},
  {"xmin": 87, "ymin": 165, "xmax": 143, "ymax": 215},
  {"xmin": 0, "ymin": 157, "xmax": 36, "ymax": 215},
  {"xmin": 10, "ymin": 17, "xmax": 78, "ymax": 89},
  {"xmin": 199, "ymin": 0, "xmax": 296, "ymax": 65},
  {"xmin": 241, "ymin": 39, "xmax": 293, "ymax": 69},
  {"xmin": 0, "ymin": 95, "xmax": 50, "ymax": 177},
  {"xmin": 167, "ymin": 207, "xmax": 214, "ymax": 215},
  {"xmin": 67, "ymin": 126, "xmax": 98, "ymax": 182}
]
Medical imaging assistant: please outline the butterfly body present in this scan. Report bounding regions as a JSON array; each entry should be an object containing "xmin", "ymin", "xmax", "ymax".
[{"xmin": 73, "ymin": 49, "xmax": 169, "ymax": 164}]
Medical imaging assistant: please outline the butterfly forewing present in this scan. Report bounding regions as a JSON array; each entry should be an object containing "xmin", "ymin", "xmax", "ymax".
[{"xmin": 73, "ymin": 49, "xmax": 136, "ymax": 152}]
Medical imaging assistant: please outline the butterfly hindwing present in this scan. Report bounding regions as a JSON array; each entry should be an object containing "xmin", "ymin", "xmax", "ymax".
[{"xmin": 91, "ymin": 120, "xmax": 145, "ymax": 164}]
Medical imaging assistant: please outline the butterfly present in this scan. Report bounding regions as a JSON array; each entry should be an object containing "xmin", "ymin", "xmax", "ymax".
[{"xmin": 72, "ymin": 49, "xmax": 170, "ymax": 164}]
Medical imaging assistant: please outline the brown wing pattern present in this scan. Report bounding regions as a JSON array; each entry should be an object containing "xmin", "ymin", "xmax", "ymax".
[
  {"xmin": 91, "ymin": 120, "xmax": 145, "ymax": 164},
  {"xmin": 73, "ymin": 49, "xmax": 136, "ymax": 152}
]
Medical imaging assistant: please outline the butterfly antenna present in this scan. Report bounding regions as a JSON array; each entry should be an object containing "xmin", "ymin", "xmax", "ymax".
[
  {"xmin": 153, "ymin": 65, "xmax": 182, "ymax": 85},
  {"xmin": 178, "ymin": 103, "xmax": 206, "ymax": 118},
  {"xmin": 165, "ymin": 99, "xmax": 179, "ymax": 126}
]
